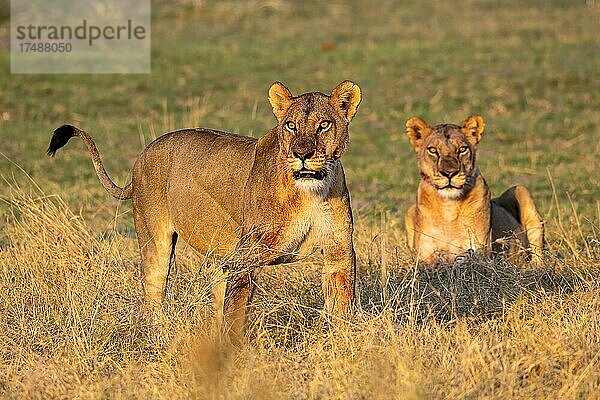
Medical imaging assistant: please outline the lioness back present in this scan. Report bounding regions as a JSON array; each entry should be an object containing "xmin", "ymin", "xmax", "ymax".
[{"xmin": 133, "ymin": 128, "xmax": 257, "ymax": 256}]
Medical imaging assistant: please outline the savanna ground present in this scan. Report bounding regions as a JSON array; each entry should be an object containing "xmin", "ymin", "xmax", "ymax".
[{"xmin": 1, "ymin": 0, "xmax": 599, "ymax": 398}]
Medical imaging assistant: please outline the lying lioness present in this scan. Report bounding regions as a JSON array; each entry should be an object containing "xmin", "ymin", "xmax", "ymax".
[
  {"xmin": 48, "ymin": 81, "xmax": 362, "ymax": 336},
  {"xmin": 404, "ymin": 115, "xmax": 544, "ymax": 266}
]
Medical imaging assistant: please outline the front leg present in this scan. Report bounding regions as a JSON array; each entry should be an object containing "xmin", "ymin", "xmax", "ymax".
[
  {"xmin": 219, "ymin": 231, "xmax": 274, "ymax": 339},
  {"xmin": 321, "ymin": 194, "xmax": 356, "ymax": 319},
  {"xmin": 222, "ymin": 266, "xmax": 256, "ymax": 339},
  {"xmin": 404, "ymin": 204, "xmax": 416, "ymax": 250},
  {"xmin": 323, "ymin": 249, "xmax": 355, "ymax": 318}
]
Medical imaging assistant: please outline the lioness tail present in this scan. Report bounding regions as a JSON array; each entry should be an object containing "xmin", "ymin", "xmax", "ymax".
[{"xmin": 47, "ymin": 125, "xmax": 133, "ymax": 200}]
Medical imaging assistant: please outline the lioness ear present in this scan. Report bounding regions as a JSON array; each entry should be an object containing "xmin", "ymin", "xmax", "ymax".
[
  {"xmin": 268, "ymin": 82, "xmax": 294, "ymax": 122},
  {"xmin": 406, "ymin": 117, "xmax": 431, "ymax": 151},
  {"xmin": 330, "ymin": 80, "xmax": 362, "ymax": 122},
  {"xmin": 462, "ymin": 115, "xmax": 485, "ymax": 146}
]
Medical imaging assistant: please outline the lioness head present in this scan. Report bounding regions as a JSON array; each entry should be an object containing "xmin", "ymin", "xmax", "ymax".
[
  {"xmin": 406, "ymin": 115, "xmax": 485, "ymax": 199},
  {"xmin": 268, "ymin": 81, "xmax": 361, "ymax": 192}
]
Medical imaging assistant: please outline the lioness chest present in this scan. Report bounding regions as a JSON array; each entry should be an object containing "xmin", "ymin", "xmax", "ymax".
[
  {"xmin": 270, "ymin": 196, "xmax": 335, "ymax": 264},
  {"xmin": 416, "ymin": 187, "xmax": 491, "ymax": 264},
  {"xmin": 417, "ymin": 212, "xmax": 490, "ymax": 263}
]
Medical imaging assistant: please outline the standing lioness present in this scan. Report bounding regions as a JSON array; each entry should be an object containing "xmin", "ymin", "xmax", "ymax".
[
  {"xmin": 48, "ymin": 81, "xmax": 362, "ymax": 336},
  {"xmin": 404, "ymin": 115, "xmax": 544, "ymax": 266}
]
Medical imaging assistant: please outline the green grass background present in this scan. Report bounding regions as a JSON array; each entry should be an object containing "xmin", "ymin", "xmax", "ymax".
[
  {"xmin": 0, "ymin": 1, "xmax": 599, "ymax": 398},
  {"xmin": 2, "ymin": 0, "xmax": 598, "ymax": 226}
]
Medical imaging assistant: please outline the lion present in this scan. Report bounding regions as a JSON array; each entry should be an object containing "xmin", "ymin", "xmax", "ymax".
[
  {"xmin": 403, "ymin": 115, "xmax": 544, "ymax": 266},
  {"xmin": 47, "ymin": 81, "xmax": 362, "ymax": 337}
]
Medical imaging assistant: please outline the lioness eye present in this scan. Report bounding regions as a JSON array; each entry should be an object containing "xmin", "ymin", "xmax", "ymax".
[
  {"xmin": 427, "ymin": 147, "xmax": 438, "ymax": 155},
  {"xmin": 285, "ymin": 121, "xmax": 296, "ymax": 132},
  {"xmin": 318, "ymin": 120, "xmax": 332, "ymax": 132},
  {"xmin": 458, "ymin": 146, "xmax": 469, "ymax": 154}
]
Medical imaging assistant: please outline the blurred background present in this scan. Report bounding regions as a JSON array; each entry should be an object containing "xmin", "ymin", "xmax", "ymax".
[{"xmin": 1, "ymin": 0, "xmax": 598, "ymax": 231}]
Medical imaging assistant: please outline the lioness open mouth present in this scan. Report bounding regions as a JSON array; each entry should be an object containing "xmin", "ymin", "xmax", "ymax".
[
  {"xmin": 293, "ymin": 168, "xmax": 326, "ymax": 180},
  {"xmin": 440, "ymin": 184, "xmax": 462, "ymax": 190}
]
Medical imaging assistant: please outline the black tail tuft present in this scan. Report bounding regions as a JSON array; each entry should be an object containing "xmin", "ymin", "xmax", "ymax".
[{"xmin": 47, "ymin": 124, "xmax": 77, "ymax": 156}]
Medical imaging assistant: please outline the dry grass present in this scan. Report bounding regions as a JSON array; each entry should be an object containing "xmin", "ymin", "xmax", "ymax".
[{"xmin": 1, "ymin": 174, "xmax": 598, "ymax": 399}]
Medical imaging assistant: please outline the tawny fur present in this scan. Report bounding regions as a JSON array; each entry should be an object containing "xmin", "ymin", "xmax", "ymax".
[
  {"xmin": 48, "ymin": 81, "xmax": 362, "ymax": 337},
  {"xmin": 404, "ymin": 115, "xmax": 544, "ymax": 266}
]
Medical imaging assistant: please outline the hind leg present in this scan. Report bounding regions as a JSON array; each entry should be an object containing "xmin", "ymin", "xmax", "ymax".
[
  {"xmin": 134, "ymin": 207, "xmax": 176, "ymax": 307},
  {"xmin": 494, "ymin": 185, "xmax": 544, "ymax": 265}
]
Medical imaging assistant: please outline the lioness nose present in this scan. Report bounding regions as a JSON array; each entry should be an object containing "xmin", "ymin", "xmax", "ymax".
[
  {"xmin": 440, "ymin": 157, "xmax": 459, "ymax": 178},
  {"xmin": 440, "ymin": 168, "xmax": 459, "ymax": 178},
  {"xmin": 293, "ymin": 149, "xmax": 315, "ymax": 161},
  {"xmin": 291, "ymin": 137, "xmax": 316, "ymax": 161}
]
